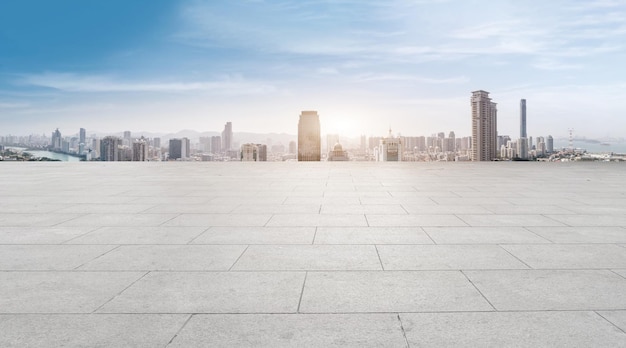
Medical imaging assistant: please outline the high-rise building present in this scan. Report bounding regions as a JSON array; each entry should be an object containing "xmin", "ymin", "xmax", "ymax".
[
  {"xmin": 547, "ymin": 135, "xmax": 554, "ymax": 153},
  {"xmin": 169, "ymin": 139, "xmax": 182, "ymax": 160},
  {"xmin": 471, "ymin": 90, "xmax": 498, "ymax": 161},
  {"xmin": 376, "ymin": 129, "xmax": 403, "ymax": 161},
  {"xmin": 51, "ymin": 128, "xmax": 62, "ymax": 150},
  {"xmin": 297, "ymin": 111, "xmax": 321, "ymax": 161},
  {"xmin": 132, "ymin": 139, "xmax": 148, "ymax": 161},
  {"xmin": 520, "ymin": 99, "xmax": 527, "ymax": 138},
  {"xmin": 100, "ymin": 136, "xmax": 121, "ymax": 161},
  {"xmin": 288, "ymin": 141, "xmax": 296, "ymax": 154},
  {"xmin": 518, "ymin": 137, "xmax": 529, "ymax": 159},
  {"xmin": 211, "ymin": 136, "xmax": 222, "ymax": 154},
  {"xmin": 222, "ymin": 122, "xmax": 233, "ymax": 151},
  {"xmin": 79, "ymin": 128, "xmax": 86, "ymax": 145},
  {"xmin": 240, "ymin": 144, "xmax": 267, "ymax": 161}
]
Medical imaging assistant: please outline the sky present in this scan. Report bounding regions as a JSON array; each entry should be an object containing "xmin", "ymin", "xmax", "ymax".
[{"xmin": 1, "ymin": 0, "xmax": 625, "ymax": 138}]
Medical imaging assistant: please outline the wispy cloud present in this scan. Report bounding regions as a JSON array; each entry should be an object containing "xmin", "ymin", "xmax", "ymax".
[{"xmin": 17, "ymin": 73, "xmax": 277, "ymax": 95}]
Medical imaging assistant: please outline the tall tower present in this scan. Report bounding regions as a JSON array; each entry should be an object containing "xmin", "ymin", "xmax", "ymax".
[
  {"xmin": 520, "ymin": 99, "xmax": 527, "ymax": 138},
  {"xmin": 298, "ymin": 111, "xmax": 321, "ymax": 161},
  {"xmin": 471, "ymin": 90, "xmax": 498, "ymax": 161},
  {"xmin": 100, "ymin": 136, "xmax": 121, "ymax": 161},
  {"xmin": 222, "ymin": 122, "xmax": 233, "ymax": 151}
]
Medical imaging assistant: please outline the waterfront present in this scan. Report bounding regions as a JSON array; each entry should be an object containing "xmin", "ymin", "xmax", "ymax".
[{"xmin": 7, "ymin": 147, "xmax": 82, "ymax": 162}]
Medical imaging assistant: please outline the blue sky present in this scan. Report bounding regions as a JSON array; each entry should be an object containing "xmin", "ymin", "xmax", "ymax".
[{"xmin": 1, "ymin": 0, "xmax": 625, "ymax": 138}]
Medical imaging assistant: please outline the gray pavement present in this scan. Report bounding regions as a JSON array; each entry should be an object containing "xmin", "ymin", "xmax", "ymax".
[{"xmin": 1, "ymin": 162, "xmax": 626, "ymax": 347}]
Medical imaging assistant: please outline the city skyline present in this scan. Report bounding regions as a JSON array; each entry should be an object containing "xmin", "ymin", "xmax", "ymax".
[{"xmin": 1, "ymin": 1, "xmax": 626, "ymax": 137}]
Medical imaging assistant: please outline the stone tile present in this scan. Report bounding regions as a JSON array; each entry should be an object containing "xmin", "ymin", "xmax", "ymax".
[
  {"xmin": 80, "ymin": 245, "xmax": 246, "ymax": 271},
  {"xmin": 99, "ymin": 272, "xmax": 305, "ymax": 313},
  {"xmin": 401, "ymin": 311, "xmax": 626, "ymax": 348},
  {"xmin": 424, "ymin": 227, "xmax": 550, "ymax": 244},
  {"xmin": 0, "ymin": 227, "xmax": 96, "ymax": 244},
  {"xmin": 502, "ymin": 244, "xmax": 626, "ymax": 269},
  {"xmin": 0, "ymin": 314, "xmax": 189, "ymax": 348},
  {"xmin": 299, "ymin": 271, "xmax": 492, "ymax": 313},
  {"xmin": 598, "ymin": 310, "xmax": 626, "ymax": 333},
  {"xmin": 142, "ymin": 204, "xmax": 237, "ymax": 214},
  {"xmin": 232, "ymin": 245, "xmax": 381, "ymax": 271},
  {"xmin": 266, "ymin": 214, "xmax": 368, "ymax": 227},
  {"xmin": 169, "ymin": 314, "xmax": 407, "ymax": 348},
  {"xmin": 546, "ymin": 215, "xmax": 626, "ymax": 227},
  {"xmin": 0, "ymin": 203, "xmax": 73, "ymax": 213},
  {"xmin": 314, "ymin": 227, "xmax": 433, "ymax": 244},
  {"xmin": 465, "ymin": 270, "xmax": 626, "ymax": 310},
  {"xmin": 481, "ymin": 205, "xmax": 576, "ymax": 215},
  {"xmin": 232, "ymin": 204, "xmax": 321, "ymax": 214},
  {"xmin": 58, "ymin": 214, "xmax": 178, "ymax": 227},
  {"xmin": 0, "ymin": 245, "xmax": 116, "ymax": 270},
  {"xmin": 127, "ymin": 196, "xmax": 212, "ymax": 204},
  {"xmin": 431, "ymin": 197, "xmax": 512, "ymax": 205},
  {"xmin": 560, "ymin": 205, "xmax": 626, "ymax": 214},
  {"xmin": 192, "ymin": 227, "xmax": 315, "ymax": 244},
  {"xmin": 66, "ymin": 226, "xmax": 206, "ymax": 244},
  {"xmin": 402, "ymin": 204, "xmax": 494, "ymax": 214},
  {"xmin": 526, "ymin": 227, "xmax": 626, "ymax": 243},
  {"xmin": 506, "ymin": 197, "xmax": 584, "ymax": 205},
  {"xmin": 0, "ymin": 214, "xmax": 81, "ymax": 227},
  {"xmin": 163, "ymin": 214, "xmax": 272, "ymax": 227},
  {"xmin": 366, "ymin": 214, "xmax": 468, "ymax": 227},
  {"xmin": 284, "ymin": 197, "xmax": 361, "ymax": 205},
  {"xmin": 53, "ymin": 204, "xmax": 156, "ymax": 214},
  {"xmin": 457, "ymin": 214, "xmax": 566, "ymax": 227},
  {"xmin": 320, "ymin": 204, "xmax": 406, "ymax": 215},
  {"xmin": 0, "ymin": 272, "xmax": 144, "ymax": 313},
  {"xmin": 377, "ymin": 245, "xmax": 528, "ymax": 270}
]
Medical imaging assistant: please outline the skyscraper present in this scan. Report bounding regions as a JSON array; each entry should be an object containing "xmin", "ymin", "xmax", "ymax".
[
  {"xmin": 79, "ymin": 128, "xmax": 86, "ymax": 145},
  {"xmin": 100, "ymin": 136, "xmax": 121, "ymax": 161},
  {"xmin": 222, "ymin": 122, "xmax": 233, "ymax": 151},
  {"xmin": 471, "ymin": 90, "xmax": 498, "ymax": 161},
  {"xmin": 51, "ymin": 128, "xmax": 62, "ymax": 150},
  {"xmin": 547, "ymin": 135, "xmax": 554, "ymax": 153},
  {"xmin": 520, "ymin": 99, "xmax": 527, "ymax": 138},
  {"xmin": 297, "ymin": 111, "xmax": 321, "ymax": 161}
]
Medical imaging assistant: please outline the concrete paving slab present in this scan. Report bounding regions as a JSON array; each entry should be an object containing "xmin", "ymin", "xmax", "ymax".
[
  {"xmin": 66, "ymin": 226, "xmax": 206, "ymax": 244},
  {"xmin": 58, "ymin": 214, "xmax": 178, "ymax": 227},
  {"xmin": 0, "ymin": 314, "xmax": 189, "ymax": 348},
  {"xmin": 232, "ymin": 245, "xmax": 382, "ymax": 271},
  {"xmin": 401, "ymin": 311, "xmax": 626, "ymax": 348},
  {"xmin": 320, "ymin": 204, "xmax": 406, "ymax": 215},
  {"xmin": 465, "ymin": 270, "xmax": 626, "ymax": 310},
  {"xmin": 53, "ymin": 204, "xmax": 157, "ymax": 214},
  {"xmin": 299, "ymin": 271, "xmax": 493, "ymax": 313},
  {"xmin": 141, "ymin": 204, "xmax": 237, "ymax": 214},
  {"xmin": 502, "ymin": 244, "xmax": 626, "ymax": 269},
  {"xmin": 0, "ymin": 245, "xmax": 116, "ymax": 270},
  {"xmin": 99, "ymin": 272, "xmax": 305, "ymax": 313},
  {"xmin": 0, "ymin": 227, "xmax": 96, "ymax": 244},
  {"xmin": 0, "ymin": 271, "xmax": 144, "ymax": 313},
  {"xmin": 481, "ymin": 205, "xmax": 576, "ymax": 214},
  {"xmin": 232, "ymin": 204, "xmax": 321, "ymax": 214},
  {"xmin": 314, "ymin": 227, "xmax": 433, "ymax": 244},
  {"xmin": 598, "ymin": 310, "xmax": 626, "ymax": 333},
  {"xmin": 402, "ymin": 204, "xmax": 494, "ymax": 214},
  {"xmin": 457, "ymin": 214, "xmax": 566, "ymax": 227},
  {"xmin": 191, "ymin": 226, "xmax": 315, "ymax": 244},
  {"xmin": 267, "ymin": 214, "xmax": 368, "ymax": 227},
  {"xmin": 0, "ymin": 214, "xmax": 81, "ymax": 227},
  {"xmin": 424, "ymin": 227, "xmax": 550, "ymax": 244},
  {"xmin": 80, "ymin": 245, "xmax": 246, "ymax": 271},
  {"xmin": 377, "ymin": 245, "xmax": 529, "ymax": 270},
  {"xmin": 366, "ymin": 214, "xmax": 468, "ymax": 227},
  {"xmin": 169, "ymin": 314, "xmax": 407, "ymax": 348},
  {"xmin": 546, "ymin": 215, "xmax": 626, "ymax": 227},
  {"xmin": 526, "ymin": 226, "xmax": 626, "ymax": 243},
  {"xmin": 163, "ymin": 214, "xmax": 272, "ymax": 227}
]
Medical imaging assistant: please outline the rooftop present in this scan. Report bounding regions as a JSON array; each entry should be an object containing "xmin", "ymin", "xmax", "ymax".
[{"xmin": 1, "ymin": 162, "xmax": 626, "ymax": 347}]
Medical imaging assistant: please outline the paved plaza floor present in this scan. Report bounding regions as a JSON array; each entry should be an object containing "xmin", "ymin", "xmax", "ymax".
[{"xmin": 1, "ymin": 161, "xmax": 626, "ymax": 347}]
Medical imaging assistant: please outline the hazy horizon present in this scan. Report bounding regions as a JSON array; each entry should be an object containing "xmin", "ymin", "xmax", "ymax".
[{"xmin": 2, "ymin": 1, "xmax": 625, "ymax": 138}]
